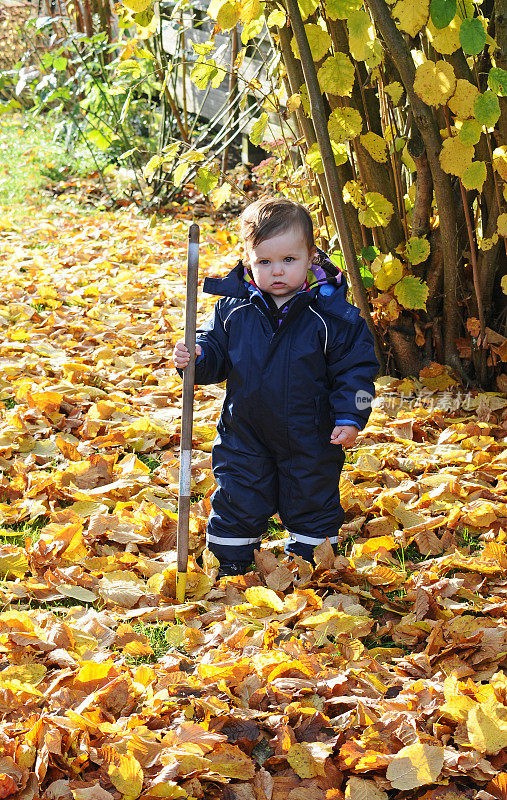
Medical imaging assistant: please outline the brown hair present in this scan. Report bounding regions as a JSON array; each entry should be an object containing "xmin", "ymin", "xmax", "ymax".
[{"xmin": 239, "ymin": 197, "xmax": 315, "ymax": 254}]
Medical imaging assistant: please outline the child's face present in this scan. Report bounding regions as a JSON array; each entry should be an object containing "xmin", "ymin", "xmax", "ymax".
[{"xmin": 246, "ymin": 227, "xmax": 316, "ymax": 307}]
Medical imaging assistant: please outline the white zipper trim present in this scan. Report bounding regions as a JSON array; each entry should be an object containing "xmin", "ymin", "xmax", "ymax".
[
  {"xmin": 309, "ymin": 306, "xmax": 328, "ymax": 355},
  {"xmin": 223, "ymin": 303, "xmax": 250, "ymax": 331}
]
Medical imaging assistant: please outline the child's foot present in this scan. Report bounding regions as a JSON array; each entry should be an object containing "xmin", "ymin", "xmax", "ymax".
[{"xmin": 217, "ymin": 562, "xmax": 250, "ymax": 578}]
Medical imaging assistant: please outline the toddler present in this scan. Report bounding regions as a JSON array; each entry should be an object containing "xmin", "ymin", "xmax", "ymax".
[{"xmin": 173, "ymin": 197, "xmax": 379, "ymax": 575}]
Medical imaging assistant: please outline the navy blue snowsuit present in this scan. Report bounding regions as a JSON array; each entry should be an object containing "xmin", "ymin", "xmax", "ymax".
[{"xmin": 185, "ymin": 251, "xmax": 379, "ymax": 567}]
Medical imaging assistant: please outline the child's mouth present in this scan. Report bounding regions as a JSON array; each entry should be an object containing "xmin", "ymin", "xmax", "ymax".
[{"xmin": 271, "ymin": 282, "xmax": 286, "ymax": 288}]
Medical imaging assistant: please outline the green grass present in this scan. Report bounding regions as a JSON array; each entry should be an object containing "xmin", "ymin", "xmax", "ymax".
[
  {"xmin": 0, "ymin": 515, "xmax": 48, "ymax": 547},
  {"xmin": 0, "ymin": 113, "xmax": 97, "ymax": 207},
  {"xmin": 122, "ymin": 621, "xmax": 188, "ymax": 665},
  {"xmin": 363, "ymin": 632, "xmax": 410, "ymax": 652},
  {"xmin": 137, "ymin": 453, "xmax": 161, "ymax": 473},
  {"xmin": 393, "ymin": 540, "xmax": 429, "ymax": 570},
  {"xmin": 14, "ymin": 596, "xmax": 95, "ymax": 613},
  {"xmin": 457, "ymin": 526, "xmax": 480, "ymax": 551}
]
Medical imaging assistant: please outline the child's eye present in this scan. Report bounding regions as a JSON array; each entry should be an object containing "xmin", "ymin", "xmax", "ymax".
[
  {"xmin": 258, "ymin": 259, "xmax": 270, "ymax": 265},
  {"xmin": 284, "ymin": 257, "xmax": 295, "ymax": 262}
]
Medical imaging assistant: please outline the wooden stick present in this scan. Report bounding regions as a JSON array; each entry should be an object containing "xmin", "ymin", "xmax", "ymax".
[{"xmin": 176, "ymin": 222, "xmax": 200, "ymax": 603}]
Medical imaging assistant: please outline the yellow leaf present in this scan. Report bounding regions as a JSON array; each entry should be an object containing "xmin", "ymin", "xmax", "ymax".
[
  {"xmin": 325, "ymin": 0, "xmax": 362, "ymax": 20},
  {"xmin": 210, "ymin": 182, "xmax": 231, "ymax": 210},
  {"xmin": 427, "ymin": 15, "xmax": 462, "ymax": 55},
  {"xmin": 317, "ymin": 53, "xmax": 355, "ymax": 97},
  {"xmin": 306, "ymin": 141, "xmax": 348, "ymax": 173},
  {"xmin": 76, "ymin": 661, "xmax": 117, "ymax": 685},
  {"xmin": 359, "ymin": 193, "xmax": 394, "ymax": 228},
  {"xmin": 498, "ymin": 213, "xmax": 507, "ymax": 237},
  {"xmin": 328, "ymin": 106, "xmax": 363, "ymax": 143},
  {"xmin": 385, "ymin": 81, "xmax": 404, "ymax": 105},
  {"xmin": 439, "ymin": 136, "xmax": 475, "ymax": 177},
  {"xmin": 360, "ymin": 132, "xmax": 388, "ymax": 163},
  {"xmin": 347, "ymin": 9, "xmax": 377, "ymax": 63},
  {"xmin": 493, "ymin": 146, "xmax": 507, "ymax": 181},
  {"xmin": 352, "ymin": 536, "xmax": 398, "ymax": 557},
  {"xmin": 461, "ymin": 160, "xmax": 487, "ymax": 191},
  {"xmin": 386, "ymin": 743, "xmax": 444, "ymax": 790},
  {"xmin": 198, "ymin": 658, "xmax": 251, "ymax": 685},
  {"xmin": 291, "ymin": 24, "xmax": 332, "ymax": 62},
  {"xmin": 372, "ymin": 254, "xmax": 403, "ymax": 290},
  {"xmin": 217, "ymin": 0, "xmax": 241, "ymax": 27},
  {"xmin": 448, "ymin": 78, "xmax": 479, "ymax": 118},
  {"xmin": 467, "ymin": 700, "xmax": 507, "ymax": 754},
  {"xmin": 238, "ymin": 0, "xmax": 261, "ymax": 24},
  {"xmin": 244, "ymin": 586, "xmax": 284, "ymax": 612},
  {"xmin": 2, "ymin": 664, "xmax": 46, "ymax": 684},
  {"xmin": 98, "ymin": 571, "xmax": 146, "ymax": 607},
  {"xmin": 287, "ymin": 93, "xmax": 301, "ymax": 113},
  {"xmin": 394, "ymin": 276, "xmax": 429, "ymax": 310},
  {"xmin": 343, "ymin": 179, "xmax": 365, "ymax": 208},
  {"xmin": 479, "ymin": 234, "xmax": 499, "ymax": 251},
  {"xmin": 0, "ymin": 547, "xmax": 29, "ymax": 578},
  {"xmin": 287, "ymin": 742, "xmax": 331, "ymax": 778},
  {"xmin": 134, "ymin": 782, "xmax": 186, "ymax": 799},
  {"xmin": 122, "ymin": 0, "xmax": 151, "ymax": 11},
  {"xmin": 441, "ymin": 695, "xmax": 476, "ymax": 722},
  {"xmin": 414, "ymin": 60, "xmax": 456, "ymax": 106},
  {"xmin": 393, "ymin": 0, "xmax": 429, "ymax": 37},
  {"xmin": 405, "ymin": 236, "xmax": 431, "ymax": 265},
  {"xmin": 345, "ymin": 777, "xmax": 388, "ymax": 800},
  {"xmin": 123, "ymin": 640, "xmax": 154, "ymax": 657},
  {"xmin": 205, "ymin": 743, "xmax": 256, "ymax": 778},
  {"xmin": 107, "ymin": 753, "xmax": 144, "ymax": 799}
]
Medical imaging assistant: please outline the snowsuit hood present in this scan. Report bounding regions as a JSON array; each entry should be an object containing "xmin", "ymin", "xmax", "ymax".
[{"xmin": 202, "ymin": 248, "xmax": 360, "ymax": 324}]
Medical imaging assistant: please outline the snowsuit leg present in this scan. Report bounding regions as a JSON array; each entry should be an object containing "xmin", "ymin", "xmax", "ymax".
[
  {"xmin": 277, "ymin": 441, "xmax": 346, "ymax": 563},
  {"xmin": 206, "ymin": 422, "xmax": 278, "ymax": 565}
]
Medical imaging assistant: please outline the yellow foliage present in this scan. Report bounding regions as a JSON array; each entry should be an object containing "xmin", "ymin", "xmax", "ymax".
[
  {"xmin": 360, "ymin": 132, "xmax": 388, "ymax": 163},
  {"xmin": 439, "ymin": 136, "xmax": 475, "ymax": 177},
  {"xmin": 413, "ymin": 60, "xmax": 456, "ymax": 106},
  {"xmin": 359, "ymin": 193, "xmax": 394, "ymax": 228},
  {"xmin": 427, "ymin": 15, "xmax": 462, "ymax": 54},
  {"xmin": 448, "ymin": 79, "xmax": 479, "ymax": 118},
  {"xmin": 291, "ymin": 24, "xmax": 332, "ymax": 62},
  {"xmin": 493, "ymin": 146, "xmax": 507, "ymax": 181},
  {"xmin": 328, "ymin": 106, "xmax": 363, "ymax": 142},
  {"xmin": 372, "ymin": 254, "xmax": 403, "ymax": 290},
  {"xmin": 393, "ymin": 0, "xmax": 429, "ymax": 37}
]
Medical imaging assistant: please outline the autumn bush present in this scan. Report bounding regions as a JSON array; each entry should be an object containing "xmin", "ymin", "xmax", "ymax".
[{"xmin": 131, "ymin": 0, "xmax": 507, "ymax": 389}]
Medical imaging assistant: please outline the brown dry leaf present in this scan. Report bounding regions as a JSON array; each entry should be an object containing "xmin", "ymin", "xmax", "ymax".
[
  {"xmin": 344, "ymin": 777, "xmax": 388, "ymax": 800},
  {"xmin": 205, "ymin": 743, "xmax": 256, "ymax": 779}
]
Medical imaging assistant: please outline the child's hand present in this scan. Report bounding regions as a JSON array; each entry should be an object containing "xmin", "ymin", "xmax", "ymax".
[
  {"xmin": 330, "ymin": 425, "xmax": 359, "ymax": 449},
  {"xmin": 173, "ymin": 341, "xmax": 202, "ymax": 368}
]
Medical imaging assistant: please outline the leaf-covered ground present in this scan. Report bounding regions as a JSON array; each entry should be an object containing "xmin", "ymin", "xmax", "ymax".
[{"xmin": 0, "ymin": 184, "xmax": 506, "ymax": 800}]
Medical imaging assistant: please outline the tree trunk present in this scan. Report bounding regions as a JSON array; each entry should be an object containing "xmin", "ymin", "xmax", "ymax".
[
  {"xmin": 366, "ymin": 0, "xmax": 463, "ymax": 376},
  {"xmin": 282, "ymin": 0, "xmax": 385, "ymax": 371}
]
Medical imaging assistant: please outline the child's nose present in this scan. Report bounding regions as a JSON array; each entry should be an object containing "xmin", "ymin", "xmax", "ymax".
[{"xmin": 272, "ymin": 263, "xmax": 284, "ymax": 274}]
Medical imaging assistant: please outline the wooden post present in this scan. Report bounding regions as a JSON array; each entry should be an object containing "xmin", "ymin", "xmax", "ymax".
[{"xmin": 176, "ymin": 223, "xmax": 200, "ymax": 603}]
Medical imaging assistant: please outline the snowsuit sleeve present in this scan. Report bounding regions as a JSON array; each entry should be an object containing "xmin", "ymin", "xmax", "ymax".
[
  {"xmin": 176, "ymin": 301, "xmax": 230, "ymax": 385},
  {"xmin": 327, "ymin": 314, "xmax": 379, "ymax": 431}
]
